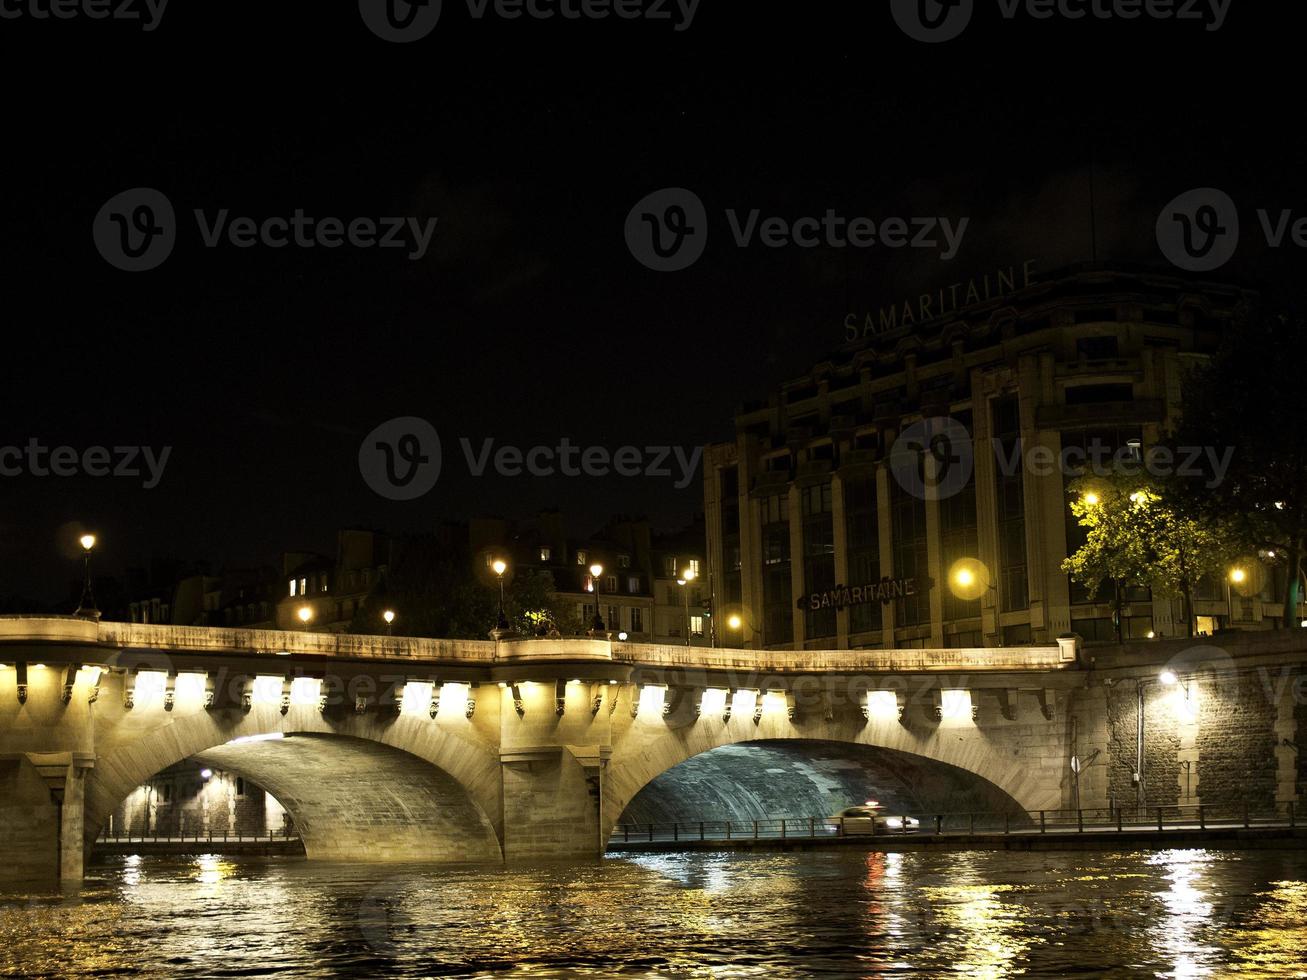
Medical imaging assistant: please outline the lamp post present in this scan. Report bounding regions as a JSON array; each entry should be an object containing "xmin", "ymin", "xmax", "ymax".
[
  {"xmin": 678, "ymin": 568, "xmax": 697, "ymax": 647},
  {"xmin": 589, "ymin": 563, "xmax": 605, "ymax": 634},
  {"xmin": 383, "ymin": 609, "xmax": 396, "ymax": 636},
  {"xmin": 492, "ymin": 559, "xmax": 509, "ymax": 631},
  {"xmin": 297, "ymin": 605, "xmax": 313, "ymax": 628},
  {"xmin": 1134, "ymin": 669, "xmax": 1181, "ymax": 813},
  {"xmin": 75, "ymin": 533, "xmax": 99, "ymax": 620}
]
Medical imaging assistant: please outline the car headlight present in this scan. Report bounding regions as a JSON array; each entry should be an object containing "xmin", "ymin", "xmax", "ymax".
[{"xmin": 885, "ymin": 817, "xmax": 903, "ymax": 829}]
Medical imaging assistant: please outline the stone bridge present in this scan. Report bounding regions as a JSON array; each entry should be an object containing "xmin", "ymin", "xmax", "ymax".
[{"xmin": 1, "ymin": 616, "xmax": 1303, "ymax": 884}]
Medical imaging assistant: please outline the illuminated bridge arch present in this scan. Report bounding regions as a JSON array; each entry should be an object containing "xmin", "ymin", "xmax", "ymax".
[
  {"xmin": 85, "ymin": 706, "xmax": 503, "ymax": 864},
  {"xmin": 603, "ymin": 710, "xmax": 1056, "ymax": 835}
]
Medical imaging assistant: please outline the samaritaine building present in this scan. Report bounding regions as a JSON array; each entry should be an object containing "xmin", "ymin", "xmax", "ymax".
[{"xmin": 704, "ymin": 265, "xmax": 1279, "ymax": 650}]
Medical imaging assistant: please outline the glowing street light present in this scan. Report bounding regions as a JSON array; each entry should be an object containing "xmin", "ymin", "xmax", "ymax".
[
  {"xmin": 948, "ymin": 558, "xmax": 993, "ymax": 602},
  {"xmin": 1229, "ymin": 567, "xmax": 1247, "ymax": 585},
  {"xmin": 589, "ymin": 562, "xmax": 606, "ymax": 634},
  {"xmin": 75, "ymin": 532, "xmax": 100, "ymax": 620},
  {"xmin": 727, "ymin": 613, "xmax": 743, "ymax": 631},
  {"xmin": 677, "ymin": 568, "xmax": 697, "ymax": 647},
  {"xmin": 297, "ymin": 606, "xmax": 313, "ymax": 625},
  {"xmin": 1159, "ymin": 670, "xmax": 1179, "ymax": 686},
  {"xmin": 1082, "ymin": 492, "xmax": 1100, "ymax": 507},
  {"xmin": 492, "ymin": 558, "xmax": 509, "ymax": 631},
  {"xmin": 383, "ymin": 609, "xmax": 396, "ymax": 635}
]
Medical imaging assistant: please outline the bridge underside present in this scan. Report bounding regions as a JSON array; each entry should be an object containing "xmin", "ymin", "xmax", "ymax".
[
  {"xmin": 618, "ymin": 740, "xmax": 1032, "ymax": 828},
  {"xmin": 183, "ymin": 734, "xmax": 502, "ymax": 864}
]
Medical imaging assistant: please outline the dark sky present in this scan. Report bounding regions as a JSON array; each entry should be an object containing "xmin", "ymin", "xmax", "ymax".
[{"xmin": 2, "ymin": 0, "xmax": 1303, "ymax": 604}]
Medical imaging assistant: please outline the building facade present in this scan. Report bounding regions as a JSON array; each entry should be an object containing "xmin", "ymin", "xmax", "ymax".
[{"xmin": 704, "ymin": 266, "xmax": 1289, "ymax": 650}]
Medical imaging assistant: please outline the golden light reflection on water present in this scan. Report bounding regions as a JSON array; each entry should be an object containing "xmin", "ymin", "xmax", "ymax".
[
  {"xmin": 191, "ymin": 854, "xmax": 237, "ymax": 886},
  {"xmin": 1147, "ymin": 849, "xmax": 1219, "ymax": 980}
]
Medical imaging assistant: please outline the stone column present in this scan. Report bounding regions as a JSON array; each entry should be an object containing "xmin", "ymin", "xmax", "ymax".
[
  {"xmin": 876, "ymin": 464, "xmax": 897, "ymax": 648},
  {"xmin": 971, "ymin": 377, "xmax": 1002, "ymax": 645},
  {"xmin": 831, "ymin": 473, "xmax": 850, "ymax": 649}
]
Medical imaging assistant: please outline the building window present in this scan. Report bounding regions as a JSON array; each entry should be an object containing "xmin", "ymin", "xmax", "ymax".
[
  {"xmin": 630, "ymin": 607, "xmax": 643, "ymax": 632},
  {"xmin": 618, "ymin": 554, "xmax": 630, "ymax": 569},
  {"xmin": 299, "ymin": 577, "xmax": 307, "ymax": 597},
  {"xmin": 627, "ymin": 575, "xmax": 641, "ymax": 593},
  {"xmin": 845, "ymin": 472, "xmax": 882, "ymax": 636},
  {"xmin": 761, "ymin": 493, "xmax": 793, "ymax": 645},
  {"xmin": 605, "ymin": 575, "xmax": 618, "ymax": 593},
  {"xmin": 690, "ymin": 615, "xmax": 704, "ymax": 637},
  {"xmin": 289, "ymin": 579, "xmax": 297, "ymax": 597},
  {"xmin": 802, "ymin": 483, "xmax": 836, "ymax": 640},
  {"xmin": 688, "ymin": 558, "xmax": 701, "ymax": 577},
  {"xmin": 608, "ymin": 605, "xmax": 619, "ymax": 628},
  {"xmin": 320, "ymin": 575, "xmax": 329, "ymax": 593},
  {"xmin": 664, "ymin": 556, "xmax": 677, "ymax": 577},
  {"xmin": 890, "ymin": 475, "xmax": 929, "ymax": 629},
  {"xmin": 236, "ymin": 777, "xmax": 246, "ymax": 797},
  {"xmin": 577, "ymin": 551, "xmax": 587, "ymax": 566},
  {"xmin": 540, "ymin": 546, "xmax": 552, "ymax": 562}
]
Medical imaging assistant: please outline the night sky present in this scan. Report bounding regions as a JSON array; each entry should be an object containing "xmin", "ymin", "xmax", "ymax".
[{"xmin": 2, "ymin": 0, "xmax": 1302, "ymax": 604}]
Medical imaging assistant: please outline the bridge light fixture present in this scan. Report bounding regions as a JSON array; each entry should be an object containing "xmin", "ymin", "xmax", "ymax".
[
  {"xmin": 199, "ymin": 768, "xmax": 213, "ymax": 780},
  {"xmin": 383, "ymin": 609, "xmax": 396, "ymax": 624},
  {"xmin": 297, "ymin": 606, "xmax": 313, "ymax": 624},
  {"xmin": 617, "ymin": 631, "xmax": 629, "ymax": 641},
  {"xmin": 1159, "ymin": 670, "xmax": 1179, "ymax": 686},
  {"xmin": 31, "ymin": 663, "xmax": 46, "ymax": 670}
]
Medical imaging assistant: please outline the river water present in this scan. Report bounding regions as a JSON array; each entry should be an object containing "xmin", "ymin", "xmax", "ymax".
[{"xmin": 2, "ymin": 848, "xmax": 1306, "ymax": 978}]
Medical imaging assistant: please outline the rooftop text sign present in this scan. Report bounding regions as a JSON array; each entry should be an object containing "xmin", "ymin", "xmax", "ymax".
[{"xmin": 798, "ymin": 577, "xmax": 922, "ymax": 612}]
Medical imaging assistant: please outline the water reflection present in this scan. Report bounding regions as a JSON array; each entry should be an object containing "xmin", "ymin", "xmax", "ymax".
[{"xmin": 0, "ymin": 848, "xmax": 1303, "ymax": 978}]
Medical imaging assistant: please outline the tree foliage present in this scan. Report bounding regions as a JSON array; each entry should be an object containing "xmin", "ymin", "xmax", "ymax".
[
  {"xmin": 1168, "ymin": 310, "xmax": 1307, "ymax": 626},
  {"xmin": 348, "ymin": 534, "xmax": 581, "ymax": 639},
  {"xmin": 1061, "ymin": 472, "xmax": 1241, "ymax": 638}
]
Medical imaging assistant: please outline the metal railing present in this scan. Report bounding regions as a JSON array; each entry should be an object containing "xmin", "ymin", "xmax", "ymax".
[
  {"xmin": 611, "ymin": 801, "xmax": 1300, "ymax": 845},
  {"xmin": 97, "ymin": 827, "xmax": 301, "ymax": 844}
]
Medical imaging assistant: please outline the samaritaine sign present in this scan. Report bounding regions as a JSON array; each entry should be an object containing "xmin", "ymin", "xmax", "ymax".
[{"xmin": 798, "ymin": 576, "xmax": 923, "ymax": 612}]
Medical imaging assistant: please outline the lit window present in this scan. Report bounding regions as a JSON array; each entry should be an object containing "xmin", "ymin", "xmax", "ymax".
[
  {"xmin": 540, "ymin": 547, "xmax": 552, "ymax": 562},
  {"xmin": 628, "ymin": 576, "xmax": 641, "ymax": 592},
  {"xmin": 299, "ymin": 577, "xmax": 307, "ymax": 596},
  {"xmin": 690, "ymin": 615, "xmax": 704, "ymax": 636},
  {"xmin": 577, "ymin": 550, "xmax": 587, "ymax": 565},
  {"xmin": 289, "ymin": 579, "xmax": 297, "ymax": 597},
  {"xmin": 689, "ymin": 559, "xmax": 701, "ymax": 576},
  {"xmin": 320, "ymin": 575, "xmax": 329, "ymax": 593}
]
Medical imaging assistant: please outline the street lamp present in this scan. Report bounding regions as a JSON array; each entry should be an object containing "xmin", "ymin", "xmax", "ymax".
[
  {"xmin": 589, "ymin": 563, "xmax": 605, "ymax": 634},
  {"xmin": 75, "ymin": 533, "xmax": 99, "ymax": 619},
  {"xmin": 297, "ymin": 606, "xmax": 313, "ymax": 626},
  {"xmin": 383, "ymin": 609, "xmax": 396, "ymax": 635},
  {"xmin": 678, "ymin": 568, "xmax": 697, "ymax": 647},
  {"xmin": 492, "ymin": 559, "xmax": 509, "ymax": 631}
]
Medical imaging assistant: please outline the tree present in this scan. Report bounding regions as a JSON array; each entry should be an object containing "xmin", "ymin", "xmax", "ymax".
[
  {"xmin": 1062, "ymin": 473, "xmax": 1241, "ymax": 640},
  {"xmin": 1169, "ymin": 310, "xmax": 1307, "ymax": 628},
  {"xmin": 347, "ymin": 534, "xmax": 581, "ymax": 639}
]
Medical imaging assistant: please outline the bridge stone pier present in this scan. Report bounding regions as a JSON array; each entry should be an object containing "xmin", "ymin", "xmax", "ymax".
[{"xmin": 0, "ymin": 616, "xmax": 1304, "ymax": 885}]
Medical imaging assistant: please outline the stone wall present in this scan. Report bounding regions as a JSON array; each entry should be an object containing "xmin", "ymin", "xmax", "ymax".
[{"xmin": 1195, "ymin": 671, "xmax": 1279, "ymax": 809}]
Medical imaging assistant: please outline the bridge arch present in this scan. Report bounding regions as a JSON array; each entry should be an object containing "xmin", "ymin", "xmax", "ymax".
[
  {"xmin": 603, "ymin": 713, "xmax": 1062, "ymax": 835},
  {"xmin": 86, "ymin": 705, "xmax": 503, "ymax": 864}
]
